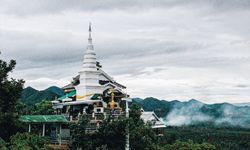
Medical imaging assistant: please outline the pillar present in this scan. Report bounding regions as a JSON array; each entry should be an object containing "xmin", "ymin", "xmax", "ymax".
[
  {"xmin": 104, "ymin": 112, "xmax": 106, "ymax": 119},
  {"xmin": 42, "ymin": 123, "xmax": 45, "ymax": 136},
  {"xmin": 125, "ymin": 99, "xmax": 130, "ymax": 150},
  {"xmin": 28, "ymin": 124, "xmax": 31, "ymax": 133},
  {"xmin": 59, "ymin": 124, "xmax": 62, "ymax": 146}
]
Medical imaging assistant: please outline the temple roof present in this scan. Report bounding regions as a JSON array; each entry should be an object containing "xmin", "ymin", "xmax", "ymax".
[
  {"xmin": 141, "ymin": 111, "xmax": 166, "ymax": 128},
  {"xmin": 58, "ymin": 90, "xmax": 76, "ymax": 101},
  {"xmin": 19, "ymin": 115, "xmax": 68, "ymax": 123},
  {"xmin": 62, "ymin": 100, "xmax": 102, "ymax": 106},
  {"xmin": 62, "ymin": 69, "xmax": 126, "ymax": 90},
  {"xmin": 99, "ymin": 69, "xmax": 126, "ymax": 89}
]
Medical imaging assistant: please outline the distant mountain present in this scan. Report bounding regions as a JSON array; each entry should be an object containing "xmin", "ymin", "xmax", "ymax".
[
  {"xmin": 45, "ymin": 86, "xmax": 65, "ymax": 96},
  {"xmin": 133, "ymin": 97, "xmax": 250, "ymax": 128},
  {"xmin": 233, "ymin": 102, "xmax": 250, "ymax": 107},
  {"xmin": 21, "ymin": 86, "xmax": 64, "ymax": 106}
]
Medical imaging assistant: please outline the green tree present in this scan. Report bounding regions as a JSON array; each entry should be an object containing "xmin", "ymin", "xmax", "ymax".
[
  {"xmin": 164, "ymin": 140, "xmax": 216, "ymax": 150},
  {"xmin": 15, "ymin": 100, "xmax": 28, "ymax": 115},
  {"xmin": 0, "ymin": 138, "xmax": 7, "ymax": 150},
  {"xmin": 0, "ymin": 55, "xmax": 24, "ymax": 140},
  {"xmin": 129, "ymin": 104, "xmax": 158, "ymax": 150},
  {"xmin": 129, "ymin": 103, "xmax": 142, "ymax": 125},
  {"xmin": 70, "ymin": 115, "xmax": 93, "ymax": 150},
  {"xmin": 92, "ymin": 104, "xmax": 159, "ymax": 150},
  {"xmin": 94, "ymin": 118, "xmax": 128, "ymax": 150},
  {"xmin": 129, "ymin": 123, "xmax": 158, "ymax": 150},
  {"xmin": 32, "ymin": 100, "xmax": 53, "ymax": 115},
  {"xmin": 9, "ymin": 132, "xmax": 47, "ymax": 150},
  {"xmin": 70, "ymin": 104, "xmax": 159, "ymax": 150}
]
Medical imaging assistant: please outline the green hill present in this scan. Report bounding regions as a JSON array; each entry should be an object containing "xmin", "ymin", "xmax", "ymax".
[
  {"xmin": 133, "ymin": 97, "xmax": 250, "ymax": 128},
  {"xmin": 21, "ymin": 86, "xmax": 64, "ymax": 106}
]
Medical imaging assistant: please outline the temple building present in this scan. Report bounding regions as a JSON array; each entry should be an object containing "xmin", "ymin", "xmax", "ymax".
[
  {"xmin": 20, "ymin": 24, "xmax": 165, "ymax": 148},
  {"xmin": 51, "ymin": 24, "xmax": 128, "ymax": 122}
]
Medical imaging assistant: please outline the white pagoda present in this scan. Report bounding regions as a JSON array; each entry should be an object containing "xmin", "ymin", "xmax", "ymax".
[
  {"xmin": 52, "ymin": 23, "xmax": 165, "ymax": 130},
  {"xmin": 75, "ymin": 24, "xmax": 103, "ymax": 99},
  {"xmin": 52, "ymin": 23, "xmax": 127, "ymax": 118}
]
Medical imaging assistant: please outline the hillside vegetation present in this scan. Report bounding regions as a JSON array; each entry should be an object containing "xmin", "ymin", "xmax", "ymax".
[{"xmin": 21, "ymin": 86, "xmax": 64, "ymax": 106}]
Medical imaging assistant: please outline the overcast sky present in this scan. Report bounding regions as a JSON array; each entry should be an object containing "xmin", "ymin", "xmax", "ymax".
[{"xmin": 0, "ymin": 0, "xmax": 250, "ymax": 103}]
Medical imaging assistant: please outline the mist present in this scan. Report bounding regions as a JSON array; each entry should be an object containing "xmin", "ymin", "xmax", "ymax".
[{"xmin": 163, "ymin": 101, "xmax": 250, "ymax": 128}]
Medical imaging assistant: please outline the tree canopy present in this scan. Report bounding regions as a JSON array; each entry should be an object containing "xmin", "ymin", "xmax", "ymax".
[
  {"xmin": 163, "ymin": 140, "xmax": 216, "ymax": 150},
  {"xmin": 9, "ymin": 133, "xmax": 47, "ymax": 150},
  {"xmin": 0, "ymin": 55, "xmax": 24, "ymax": 140},
  {"xmin": 70, "ymin": 104, "xmax": 159, "ymax": 150}
]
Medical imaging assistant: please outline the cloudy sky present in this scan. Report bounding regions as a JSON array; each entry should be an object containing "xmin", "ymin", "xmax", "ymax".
[{"xmin": 0, "ymin": 0, "xmax": 250, "ymax": 103}]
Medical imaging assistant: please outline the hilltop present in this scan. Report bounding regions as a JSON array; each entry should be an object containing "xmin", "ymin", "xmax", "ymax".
[{"xmin": 21, "ymin": 86, "xmax": 64, "ymax": 106}]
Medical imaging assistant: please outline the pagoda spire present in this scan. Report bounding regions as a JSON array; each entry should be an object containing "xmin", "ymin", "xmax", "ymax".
[
  {"xmin": 88, "ymin": 22, "xmax": 92, "ymax": 45},
  {"xmin": 76, "ymin": 23, "xmax": 103, "ymax": 99},
  {"xmin": 82, "ymin": 23, "xmax": 96, "ymax": 71}
]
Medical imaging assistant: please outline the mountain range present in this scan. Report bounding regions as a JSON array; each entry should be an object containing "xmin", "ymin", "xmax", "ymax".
[
  {"xmin": 133, "ymin": 97, "xmax": 250, "ymax": 128},
  {"xmin": 21, "ymin": 86, "xmax": 64, "ymax": 106}
]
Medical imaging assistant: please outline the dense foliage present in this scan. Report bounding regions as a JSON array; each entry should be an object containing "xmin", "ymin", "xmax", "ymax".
[
  {"xmin": 163, "ymin": 140, "xmax": 216, "ymax": 150},
  {"xmin": 70, "ymin": 104, "xmax": 159, "ymax": 150},
  {"xmin": 0, "ymin": 55, "xmax": 24, "ymax": 140},
  {"xmin": 93, "ymin": 118, "xmax": 128, "ymax": 149},
  {"xmin": 32, "ymin": 100, "xmax": 54, "ymax": 115},
  {"xmin": 70, "ymin": 115, "xmax": 93, "ymax": 149},
  {"xmin": 9, "ymin": 132, "xmax": 47, "ymax": 150},
  {"xmin": 83, "ymin": 116, "xmax": 219, "ymax": 150},
  {"xmin": 162, "ymin": 126, "xmax": 250, "ymax": 150},
  {"xmin": 0, "ymin": 138, "xmax": 7, "ymax": 150}
]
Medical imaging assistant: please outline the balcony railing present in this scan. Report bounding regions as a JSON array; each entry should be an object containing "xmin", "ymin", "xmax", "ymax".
[{"xmin": 61, "ymin": 112, "xmax": 127, "ymax": 122}]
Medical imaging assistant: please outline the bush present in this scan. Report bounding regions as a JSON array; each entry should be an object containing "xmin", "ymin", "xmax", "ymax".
[
  {"xmin": 9, "ymin": 132, "xmax": 47, "ymax": 150},
  {"xmin": 0, "ymin": 138, "xmax": 7, "ymax": 150}
]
